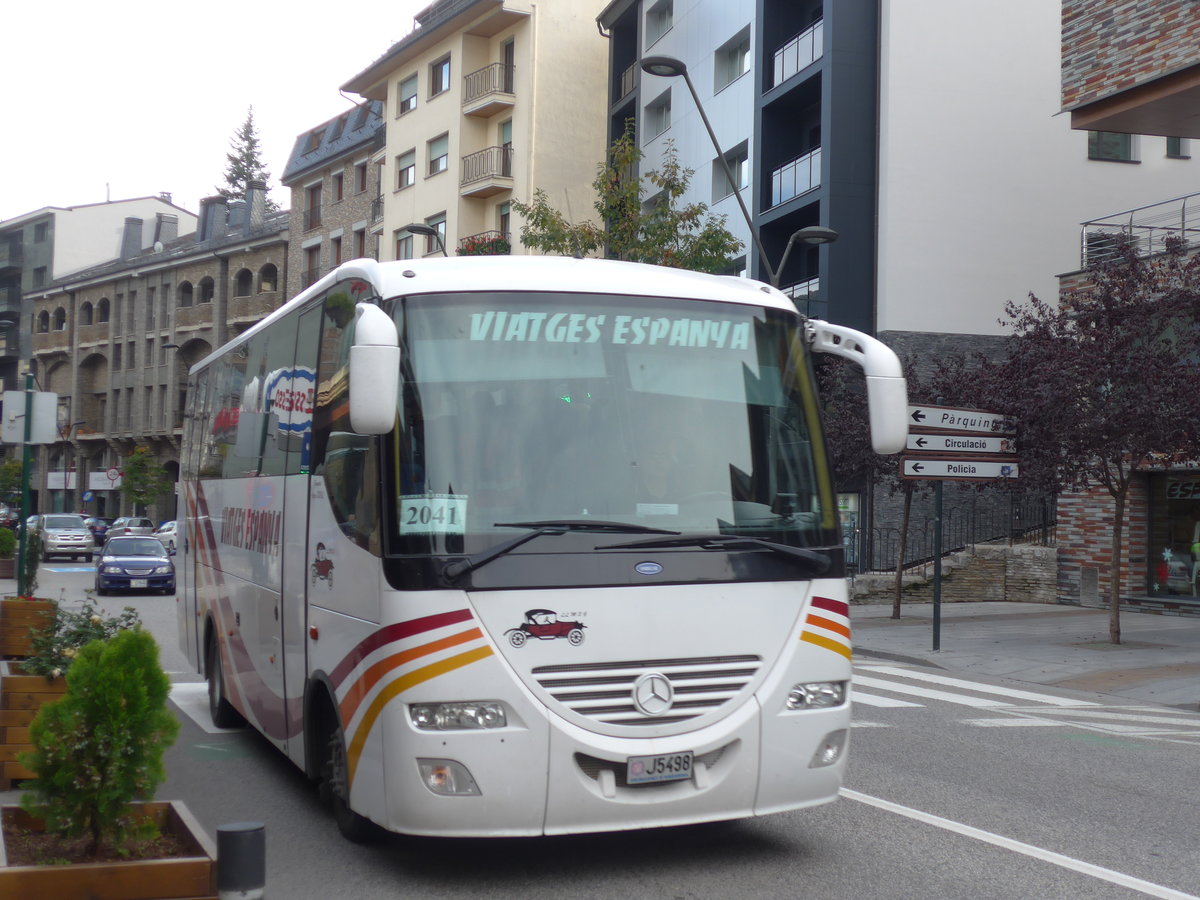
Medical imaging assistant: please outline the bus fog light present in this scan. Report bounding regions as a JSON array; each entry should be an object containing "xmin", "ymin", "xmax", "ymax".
[
  {"xmin": 410, "ymin": 701, "xmax": 506, "ymax": 730},
  {"xmin": 786, "ymin": 681, "xmax": 847, "ymax": 710},
  {"xmin": 809, "ymin": 729, "xmax": 848, "ymax": 768},
  {"xmin": 417, "ymin": 758, "xmax": 481, "ymax": 796}
]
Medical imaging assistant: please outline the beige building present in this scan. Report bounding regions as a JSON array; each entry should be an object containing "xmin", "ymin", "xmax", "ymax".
[
  {"xmin": 281, "ymin": 100, "xmax": 386, "ymax": 296},
  {"xmin": 25, "ymin": 185, "xmax": 287, "ymax": 520},
  {"xmin": 341, "ymin": 0, "xmax": 609, "ymax": 259}
]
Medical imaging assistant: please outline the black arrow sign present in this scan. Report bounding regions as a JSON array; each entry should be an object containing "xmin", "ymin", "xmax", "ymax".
[
  {"xmin": 911, "ymin": 410, "xmax": 926, "ymax": 423},
  {"xmin": 911, "ymin": 462, "xmax": 924, "ymax": 473},
  {"xmin": 915, "ymin": 436, "xmax": 928, "ymax": 448}
]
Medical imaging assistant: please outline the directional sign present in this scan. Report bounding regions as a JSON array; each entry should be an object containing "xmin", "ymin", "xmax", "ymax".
[
  {"xmin": 906, "ymin": 432, "xmax": 1017, "ymax": 455},
  {"xmin": 908, "ymin": 404, "xmax": 1015, "ymax": 435},
  {"xmin": 902, "ymin": 458, "xmax": 1019, "ymax": 481}
]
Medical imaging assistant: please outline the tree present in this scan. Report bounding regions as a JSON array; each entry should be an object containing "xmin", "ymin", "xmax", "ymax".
[
  {"xmin": 217, "ymin": 106, "xmax": 277, "ymax": 209},
  {"xmin": 119, "ymin": 447, "xmax": 175, "ymax": 515},
  {"xmin": 0, "ymin": 457, "xmax": 20, "ymax": 504},
  {"xmin": 512, "ymin": 123, "xmax": 742, "ymax": 273},
  {"xmin": 981, "ymin": 239, "xmax": 1200, "ymax": 643}
]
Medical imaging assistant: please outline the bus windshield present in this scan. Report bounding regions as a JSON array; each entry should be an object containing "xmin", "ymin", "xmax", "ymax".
[{"xmin": 388, "ymin": 291, "xmax": 838, "ymax": 559}]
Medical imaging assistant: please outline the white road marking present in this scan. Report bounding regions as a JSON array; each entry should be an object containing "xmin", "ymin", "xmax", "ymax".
[
  {"xmin": 852, "ymin": 675, "xmax": 1011, "ymax": 708},
  {"xmin": 850, "ymin": 690, "xmax": 923, "ymax": 708},
  {"xmin": 856, "ymin": 664, "xmax": 1101, "ymax": 707},
  {"xmin": 841, "ymin": 788, "xmax": 1200, "ymax": 900},
  {"xmin": 169, "ymin": 682, "xmax": 240, "ymax": 735}
]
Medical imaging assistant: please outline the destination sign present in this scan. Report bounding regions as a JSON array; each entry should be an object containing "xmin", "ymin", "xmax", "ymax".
[
  {"xmin": 906, "ymin": 433, "xmax": 1017, "ymax": 455},
  {"xmin": 902, "ymin": 458, "xmax": 1019, "ymax": 481},
  {"xmin": 907, "ymin": 404, "xmax": 1015, "ymax": 435}
]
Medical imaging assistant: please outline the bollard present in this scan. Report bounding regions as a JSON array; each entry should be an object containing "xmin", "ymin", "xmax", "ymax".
[{"xmin": 217, "ymin": 821, "xmax": 266, "ymax": 900}]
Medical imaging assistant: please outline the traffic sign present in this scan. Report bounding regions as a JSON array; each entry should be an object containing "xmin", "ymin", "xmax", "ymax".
[
  {"xmin": 902, "ymin": 458, "xmax": 1019, "ymax": 481},
  {"xmin": 907, "ymin": 404, "xmax": 1015, "ymax": 435},
  {"xmin": 906, "ymin": 432, "xmax": 1016, "ymax": 455}
]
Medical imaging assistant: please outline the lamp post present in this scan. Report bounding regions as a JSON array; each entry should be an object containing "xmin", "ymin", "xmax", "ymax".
[
  {"xmin": 404, "ymin": 223, "xmax": 448, "ymax": 258},
  {"xmin": 639, "ymin": 55, "xmax": 838, "ymax": 289}
]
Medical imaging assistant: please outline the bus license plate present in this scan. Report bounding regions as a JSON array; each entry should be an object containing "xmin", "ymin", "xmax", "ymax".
[
  {"xmin": 130, "ymin": 579, "xmax": 147, "ymax": 588},
  {"xmin": 627, "ymin": 751, "xmax": 693, "ymax": 784}
]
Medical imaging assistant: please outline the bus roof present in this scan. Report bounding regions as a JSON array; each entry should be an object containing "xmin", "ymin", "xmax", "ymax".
[{"xmin": 188, "ymin": 256, "xmax": 799, "ymax": 377}]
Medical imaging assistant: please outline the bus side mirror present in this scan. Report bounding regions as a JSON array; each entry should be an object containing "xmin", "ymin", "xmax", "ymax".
[
  {"xmin": 349, "ymin": 303, "xmax": 400, "ymax": 435},
  {"xmin": 808, "ymin": 320, "xmax": 908, "ymax": 455}
]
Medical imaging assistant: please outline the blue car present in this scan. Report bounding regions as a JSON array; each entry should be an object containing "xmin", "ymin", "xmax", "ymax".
[{"xmin": 95, "ymin": 536, "xmax": 176, "ymax": 596}]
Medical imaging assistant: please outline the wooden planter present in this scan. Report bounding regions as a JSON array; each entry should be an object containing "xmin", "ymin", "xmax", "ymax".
[
  {"xmin": 0, "ymin": 660, "xmax": 67, "ymax": 788},
  {"xmin": 0, "ymin": 800, "xmax": 217, "ymax": 900},
  {"xmin": 0, "ymin": 598, "xmax": 56, "ymax": 659}
]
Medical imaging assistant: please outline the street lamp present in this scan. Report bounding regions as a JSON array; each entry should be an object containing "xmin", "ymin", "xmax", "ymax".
[
  {"xmin": 639, "ymin": 55, "xmax": 837, "ymax": 288},
  {"xmin": 404, "ymin": 223, "xmax": 448, "ymax": 258}
]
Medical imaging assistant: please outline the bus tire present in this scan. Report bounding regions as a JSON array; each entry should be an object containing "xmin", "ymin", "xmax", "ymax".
[
  {"xmin": 207, "ymin": 637, "xmax": 243, "ymax": 729},
  {"xmin": 324, "ymin": 729, "xmax": 378, "ymax": 843}
]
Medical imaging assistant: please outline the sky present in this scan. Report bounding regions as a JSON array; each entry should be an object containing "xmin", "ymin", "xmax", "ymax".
[{"xmin": 1, "ymin": 0, "xmax": 430, "ymax": 222}]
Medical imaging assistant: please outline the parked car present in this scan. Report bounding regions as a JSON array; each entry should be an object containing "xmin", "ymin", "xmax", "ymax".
[
  {"xmin": 0, "ymin": 507, "xmax": 17, "ymax": 529},
  {"xmin": 154, "ymin": 520, "xmax": 178, "ymax": 553},
  {"xmin": 84, "ymin": 516, "xmax": 114, "ymax": 546},
  {"xmin": 95, "ymin": 536, "xmax": 176, "ymax": 595},
  {"xmin": 108, "ymin": 516, "xmax": 155, "ymax": 537},
  {"xmin": 38, "ymin": 513, "xmax": 94, "ymax": 561}
]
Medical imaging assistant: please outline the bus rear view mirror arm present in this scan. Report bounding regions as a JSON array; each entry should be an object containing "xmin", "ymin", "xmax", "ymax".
[{"xmin": 350, "ymin": 303, "xmax": 401, "ymax": 435}]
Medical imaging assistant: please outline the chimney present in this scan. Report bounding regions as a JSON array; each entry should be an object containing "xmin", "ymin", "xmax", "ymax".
[
  {"xmin": 120, "ymin": 217, "xmax": 143, "ymax": 260},
  {"xmin": 197, "ymin": 196, "xmax": 229, "ymax": 242},
  {"xmin": 154, "ymin": 213, "xmax": 179, "ymax": 245},
  {"xmin": 245, "ymin": 179, "xmax": 267, "ymax": 236}
]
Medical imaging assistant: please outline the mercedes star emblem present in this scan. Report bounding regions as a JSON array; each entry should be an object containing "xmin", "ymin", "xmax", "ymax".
[{"xmin": 632, "ymin": 672, "xmax": 674, "ymax": 716}]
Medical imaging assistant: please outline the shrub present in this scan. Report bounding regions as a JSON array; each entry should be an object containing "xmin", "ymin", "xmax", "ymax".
[
  {"xmin": 19, "ymin": 628, "xmax": 180, "ymax": 857},
  {"xmin": 21, "ymin": 601, "xmax": 142, "ymax": 677},
  {"xmin": 0, "ymin": 526, "xmax": 14, "ymax": 558}
]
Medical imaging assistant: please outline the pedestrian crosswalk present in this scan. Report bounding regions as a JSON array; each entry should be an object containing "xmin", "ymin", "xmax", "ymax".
[{"xmin": 851, "ymin": 662, "xmax": 1200, "ymax": 743}]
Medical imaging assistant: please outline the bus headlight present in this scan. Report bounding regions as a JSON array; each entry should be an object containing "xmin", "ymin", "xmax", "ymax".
[
  {"xmin": 809, "ymin": 729, "xmax": 848, "ymax": 768},
  {"xmin": 417, "ymin": 758, "xmax": 481, "ymax": 796},
  {"xmin": 410, "ymin": 701, "xmax": 506, "ymax": 730},
  {"xmin": 786, "ymin": 681, "xmax": 847, "ymax": 710}
]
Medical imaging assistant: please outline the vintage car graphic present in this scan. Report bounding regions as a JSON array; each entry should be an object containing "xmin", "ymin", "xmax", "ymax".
[
  {"xmin": 311, "ymin": 542, "xmax": 334, "ymax": 588},
  {"xmin": 505, "ymin": 609, "xmax": 586, "ymax": 648}
]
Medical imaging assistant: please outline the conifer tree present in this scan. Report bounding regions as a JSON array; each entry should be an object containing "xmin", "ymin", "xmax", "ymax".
[{"xmin": 217, "ymin": 106, "xmax": 277, "ymax": 210}]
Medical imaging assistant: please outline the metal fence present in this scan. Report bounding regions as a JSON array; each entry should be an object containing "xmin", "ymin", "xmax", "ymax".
[{"xmin": 857, "ymin": 495, "xmax": 1056, "ymax": 576}]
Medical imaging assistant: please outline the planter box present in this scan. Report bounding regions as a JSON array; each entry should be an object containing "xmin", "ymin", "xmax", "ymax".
[
  {"xmin": 0, "ymin": 800, "xmax": 217, "ymax": 900},
  {"xmin": 0, "ymin": 598, "xmax": 56, "ymax": 659},
  {"xmin": 0, "ymin": 660, "xmax": 67, "ymax": 788}
]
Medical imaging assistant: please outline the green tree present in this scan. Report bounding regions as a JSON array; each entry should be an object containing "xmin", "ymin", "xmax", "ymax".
[
  {"xmin": 217, "ymin": 105, "xmax": 277, "ymax": 210},
  {"xmin": 512, "ymin": 123, "xmax": 742, "ymax": 273},
  {"xmin": 119, "ymin": 447, "xmax": 175, "ymax": 515},
  {"xmin": 0, "ymin": 457, "xmax": 21, "ymax": 504}
]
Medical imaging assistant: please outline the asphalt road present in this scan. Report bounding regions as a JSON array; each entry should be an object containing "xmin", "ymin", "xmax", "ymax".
[{"xmin": 26, "ymin": 563, "xmax": 1200, "ymax": 899}]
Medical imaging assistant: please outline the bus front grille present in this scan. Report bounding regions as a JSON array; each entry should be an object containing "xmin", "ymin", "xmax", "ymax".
[{"xmin": 532, "ymin": 655, "xmax": 761, "ymax": 726}]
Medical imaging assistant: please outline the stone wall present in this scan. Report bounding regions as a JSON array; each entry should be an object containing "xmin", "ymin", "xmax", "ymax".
[{"xmin": 851, "ymin": 543, "xmax": 1058, "ymax": 605}]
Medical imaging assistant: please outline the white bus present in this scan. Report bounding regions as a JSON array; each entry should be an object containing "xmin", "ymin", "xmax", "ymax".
[{"xmin": 177, "ymin": 256, "xmax": 906, "ymax": 840}]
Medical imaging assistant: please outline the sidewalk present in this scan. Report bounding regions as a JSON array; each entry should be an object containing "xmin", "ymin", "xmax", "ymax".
[{"xmin": 852, "ymin": 600, "xmax": 1200, "ymax": 710}]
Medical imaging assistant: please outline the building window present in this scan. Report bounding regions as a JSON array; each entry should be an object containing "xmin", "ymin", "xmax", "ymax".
[
  {"xmin": 1088, "ymin": 131, "xmax": 1136, "ymax": 162},
  {"xmin": 178, "ymin": 282, "xmax": 193, "ymax": 308},
  {"xmin": 645, "ymin": 90, "xmax": 671, "ymax": 139},
  {"xmin": 332, "ymin": 236, "xmax": 343, "ymax": 267},
  {"xmin": 33, "ymin": 222, "xmax": 48, "ymax": 243},
  {"xmin": 424, "ymin": 213, "xmax": 446, "ymax": 255},
  {"xmin": 645, "ymin": 0, "xmax": 673, "ymax": 47},
  {"xmin": 145, "ymin": 286, "xmax": 155, "ymax": 328},
  {"xmin": 36, "ymin": 310, "xmax": 49, "ymax": 333},
  {"xmin": 355, "ymin": 161, "xmax": 368, "ymax": 193},
  {"xmin": 715, "ymin": 28, "xmax": 750, "ymax": 91},
  {"xmin": 304, "ymin": 246, "xmax": 321, "ymax": 287},
  {"xmin": 199, "ymin": 276, "xmax": 215, "ymax": 304},
  {"xmin": 332, "ymin": 172, "xmax": 344, "ymax": 202},
  {"xmin": 430, "ymin": 56, "xmax": 451, "ymax": 98},
  {"xmin": 712, "ymin": 140, "xmax": 749, "ymax": 201},
  {"xmin": 395, "ymin": 231, "xmax": 413, "ymax": 260},
  {"xmin": 305, "ymin": 182, "xmax": 323, "ymax": 229},
  {"xmin": 428, "ymin": 134, "xmax": 449, "ymax": 176},
  {"xmin": 1167, "ymin": 137, "xmax": 1190, "ymax": 159},
  {"xmin": 97, "ymin": 297, "xmax": 110, "ymax": 322},
  {"xmin": 398, "ymin": 74, "xmax": 418, "ymax": 114},
  {"xmin": 498, "ymin": 201, "xmax": 511, "ymax": 237},
  {"xmin": 80, "ymin": 301, "xmax": 94, "ymax": 326},
  {"xmin": 235, "ymin": 268, "xmax": 253, "ymax": 297},
  {"xmin": 354, "ymin": 228, "xmax": 367, "ymax": 258},
  {"xmin": 396, "ymin": 149, "xmax": 416, "ymax": 189},
  {"xmin": 33, "ymin": 267, "xmax": 47, "ymax": 288},
  {"xmin": 259, "ymin": 263, "xmax": 278, "ymax": 292}
]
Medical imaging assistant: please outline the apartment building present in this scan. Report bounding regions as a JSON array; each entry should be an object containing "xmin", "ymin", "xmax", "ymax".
[
  {"xmin": 282, "ymin": 100, "xmax": 386, "ymax": 296},
  {"xmin": 0, "ymin": 197, "xmax": 197, "ymax": 399},
  {"xmin": 24, "ymin": 185, "xmax": 287, "ymax": 519},
  {"xmin": 600, "ymin": 0, "xmax": 1200, "ymax": 569},
  {"xmin": 341, "ymin": 0, "xmax": 609, "ymax": 259}
]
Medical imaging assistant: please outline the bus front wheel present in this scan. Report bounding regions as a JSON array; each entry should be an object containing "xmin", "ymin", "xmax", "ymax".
[{"xmin": 323, "ymin": 729, "xmax": 377, "ymax": 843}]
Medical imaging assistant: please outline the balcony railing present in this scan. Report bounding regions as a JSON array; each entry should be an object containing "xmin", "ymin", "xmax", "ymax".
[
  {"xmin": 462, "ymin": 145, "xmax": 513, "ymax": 186},
  {"xmin": 0, "ymin": 242, "xmax": 22, "ymax": 270},
  {"xmin": 618, "ymin": 63, "xmax": 637, "ymax": 101},
  {"xmin": 457, "ymin": 230, "xmax": 512, "ymax": 256},
  {"xmin": 462, "ymin": 62, "xmax": 515, "ymax": 116},
  {"xmin": 770, "ymin": 147, "xmax": 822, "ymax": 208},
  {"xmin": 371, "ymin": 196, "xmax": 384, "ymax": 223},
  {"xmin": 1080, "ymin": 190, "xmax": 1200, "ymax": 267},
  {"xmin": 772, "ymin": 19, "xmax": 823, "ymax": 88}
]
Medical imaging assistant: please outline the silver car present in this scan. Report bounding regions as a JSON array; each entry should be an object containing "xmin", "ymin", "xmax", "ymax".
[
  {"xmin": 39, "ymin": 514, "xmax": 94, "ymax": 561},
  {"xmin": 108, "ymin": 516, "xmax": 155, "ymax": 537}
]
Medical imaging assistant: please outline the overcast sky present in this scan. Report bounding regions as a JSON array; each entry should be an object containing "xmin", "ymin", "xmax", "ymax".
[{"xmin": 2, "ymin": 0, "xmax": 429, "ymax": 222}]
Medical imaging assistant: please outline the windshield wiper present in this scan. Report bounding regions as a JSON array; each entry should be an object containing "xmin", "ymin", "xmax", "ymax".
[
  {"xmin": 595, "ymin": 533, "xmax": 831, "ymax": 574},
  {"xmin": 443, "ymin": 521, "xmax": 681, "ymax": 581}
]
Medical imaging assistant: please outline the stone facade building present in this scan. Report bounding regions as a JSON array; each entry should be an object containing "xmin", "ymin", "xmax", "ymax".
[{"xmin": 24, "ymin": 184, "xmax": 287, "ymax": 521}]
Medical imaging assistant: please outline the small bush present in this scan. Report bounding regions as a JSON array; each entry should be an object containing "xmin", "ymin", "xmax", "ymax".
[{"xmin": 21, "ymin": 601, "xmax": 141, "ymax": 677}]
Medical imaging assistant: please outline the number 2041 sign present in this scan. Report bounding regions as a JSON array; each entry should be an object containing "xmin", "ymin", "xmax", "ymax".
[{"xmin": 399, "ymin": 494, "xmax": 467, "ymax": 535}]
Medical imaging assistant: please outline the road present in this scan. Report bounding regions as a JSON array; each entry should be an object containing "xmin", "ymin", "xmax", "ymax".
[{"xmin": 29, "ymin": 563, "xmax": 1200, "ymax": 899}]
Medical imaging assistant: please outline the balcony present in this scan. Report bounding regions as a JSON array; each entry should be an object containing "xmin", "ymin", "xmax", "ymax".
[
  {"xmin": 457, "ymin": 230, "xmax": 512, "ymax": 256},
  {"xmin": 0, "ymin": 242, "xmax": 21, "ymax": 273},
  {"xmin": 617, "ymin": 63, "xmax": 637, "ymax": 102},
  {"xmin": 462, "ymin": 62, "xmax": 515, "ymax": 117},
  {"xmin": 770, "ymin": 147, "xmax": 822, "ymax": 208},
  {"xmin": 371, "ymin": 195, "xmax": 384, "ymax": 224},
  {"xmin": 772, "ymin": 19, "xmax": 823, "ymax": 90},
  {"xmin": 1080, "ymin": 190, "xmax": 1200, "ymax": 267},
  {"xmin": 460, "ymin": 145, "xmax": 514, "ymax": 198}
]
